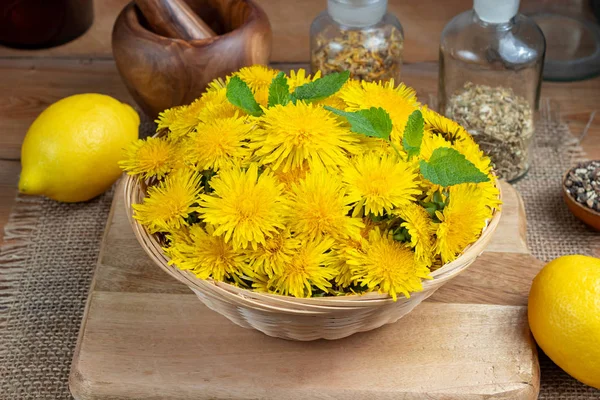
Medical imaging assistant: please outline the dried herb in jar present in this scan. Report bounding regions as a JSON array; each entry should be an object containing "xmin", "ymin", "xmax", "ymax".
[
  {"xmin": 445, "ymin": 82, "xmax": 534, "ymax": 181},
  {"xmin": 311, "ymin": 27, "xmax": 403, "ymax": 82}
]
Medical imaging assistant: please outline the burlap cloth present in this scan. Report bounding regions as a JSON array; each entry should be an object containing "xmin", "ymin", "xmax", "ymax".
[{"xmin": 0, "ymin": 102, "xmax": 598, "ymax": 399}]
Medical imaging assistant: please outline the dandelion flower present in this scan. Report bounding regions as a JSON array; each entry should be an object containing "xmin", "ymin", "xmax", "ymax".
[
  {"xmin": 155, "ymin": 105, "xmax": 185, "ymax": 132},
  {"xmin": 331, "ymin": 238, "xmax": 364, "ymax": 288},
  {"xmin": 196, "ymin": 85, "xmax": 240, "ymax": 122},
  {"xmin": 339, "ymin": 79, "xmax": 420, "ymax": 141},
  {"xmin": 267, "ymin": 162, "xmax": 310, "ymax": 189},
  {"xmin": 268, "ymin": 237, "xmax": 337, "ymax": 298},
  {"xmin": 343, "ymin": 153, "xmax": 421, "ymax": 217},
  {"xmin": 435, "ymin": 183, "xmax": 495, "ymax": 263},
  {"xmin": 235, "ymin": 65, "xmax": 278, "ymax": 91},
  {"xmin": 133, "ymin": 168, "xmax": 202, "ymax": 233},
  {"xmin": 166, "ymin": 224, "xmax": 253, "ymax": 282},
  {"xmin": 247, "ymin": 230, "xmax": 301, "ymax": 278},
  {"xmin": 286, "ymin": 168, "xmax": 364, "ymax": 242},
  {"xmin": 422, "ymin": 107, "xmax": 493, "ymax": 176},
  {"xmin": 120, "ymin": 137, "xmax": 179, "ymax": 179},
  {"xmin": 250, "ymin": 272, "xmax": 271, "ymax": 292},
  {"xmin": 348, "ymin": 228, "xmax": 431, "ymax": 301},
  {"xmin": 198, "ymin": 164, "xmax": 287, "ymax": 250},
  {"xmin": 183, "ymin": 115, "xmax": 253, "ymax": 171},
  {"xmin": 250, "ymin": 101, "xmax": 359, "ymax": 172},
  {"xmin": 287, "ymin": 68, "xmax": 321, "ymax": 91},
  {"xmin": 419, "ymin": 130, "xmax": 453, "ymax": 161},
  {"xmin": 394, "ymin": 203, "xmax": 436, "ymax": 266},
  {"xmin": 234, "ymin": 65, "xmax": 279, "ymax": 107}
]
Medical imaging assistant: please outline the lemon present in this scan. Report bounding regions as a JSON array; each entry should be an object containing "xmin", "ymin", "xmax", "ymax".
[
  {"xmin": 19, "ymin": 94, "xmax": 139, "ymax": 202},
  {"xmin": 528, "ymin": 254, "xmax": 600, "ymax": 388}
]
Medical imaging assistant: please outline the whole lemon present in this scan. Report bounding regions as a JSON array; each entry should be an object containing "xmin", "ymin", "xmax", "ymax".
[
  {"xmin": 19, "ymin": 94, "xmax": 139, "ymax": 202},
  {"xmin": 528, "ymin": 254, "xmax": 600, "ymax": 388}
]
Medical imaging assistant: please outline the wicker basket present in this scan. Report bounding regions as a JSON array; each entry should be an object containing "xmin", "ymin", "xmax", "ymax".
[{"xmin": 124, "ymin": 174, "xmax": 502, "ymax": 341}]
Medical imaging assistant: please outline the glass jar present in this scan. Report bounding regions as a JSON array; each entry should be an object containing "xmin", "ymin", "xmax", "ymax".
[
  {"xmin": 310, "ymin": 0, "xmax": 404, "ymax": 82},
  {"xmin": 438, "ymin": 0, "xmax": 546, "ymax": 182}
]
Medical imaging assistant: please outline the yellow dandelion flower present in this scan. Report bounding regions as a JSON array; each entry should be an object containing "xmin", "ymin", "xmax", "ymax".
[
  {"xmin": 234, "ymin": 65, "xmax": 278, "ymax": 91},
  {"xmin": 247, "ymin": 230, "xmax": 301, "ymax": 278},
  {"xmin": 155, "ymin": 105, "xmax": 185, "ymax": 132},
  {"xmin": 250, "ymin": 101, "xmax": 360, "ymax": 172},
  {"xmin": 394, "ymin": 203, "xmax": 436, "ymax": 266},
  {"xmin": 331, "ymin": 238, "xmax": 365, "ymax": 288},
  {"xmin": 453, "ymin": 135, "xmax": 494, "ymax": 176},
  {"xmin": 165, "ymin": 101, "xmax": 203, "ymax": 140},
  {"xmin": 198, "ymin": 164, "xmax": 287, "ymax": 250},
  {"xmin": 435, "ymin": 183, "xmax": 495, "ymax": 264},
  {"xmin": 250, "ymin": 272, "xmax": 271, "ymax": 292},
  {"xmin": 119, "ymin": 137, "xmax": 178, "ymax": 179},
  {"xmin": 196, "ymin": 85, "xmax": 240, "ymax": 122},
  {"xmin": 234, "ymin": 65, "xmax": 279, "ymax": 107},
  {"xmin": 339, "ymin": 79, "xmax": 420, "ymax": 140},
  {"xmin": 285, "ymin": 168, "xmax": 364, "ymax": 242},
  {"xmin": 419, "ymin": 130, "xmax": 453, "ymax": 160},
  {"xmin": 182, "ymin": 114, "xmax": 253, "ymax": 171},
  {"xmin": 287, "ymin": 68, "xmax": 321, "ymax": 91},
  {"xmin": 422, "ymin": 106, "xmax": 472, "ymax": 143},
  {"xmin": 267, "ymin": 161, "xmax": 310, "ymax": 189},
  {"xmin": 166, "ymin": 224, "xmax": 253, "ymax": 282},
  {"xmin": 348, "ymin": 228, "xmax": 432, "ymax": 301},
  {"xmin": 268, "ymin": 237, "xmax": 337, "ymax": 298},
  {"xmin": 343, "ymin": 153, "xmax": 421, "ymax": 217},
  {"xmin": 133, "ymin": 168, "xmax": 202, "ymax": 233},
  {"xmin": 422, "ymin": 107, "xmax": 493, "ymax": 176}
]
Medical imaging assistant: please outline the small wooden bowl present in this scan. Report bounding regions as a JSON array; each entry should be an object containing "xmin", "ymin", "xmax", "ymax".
[
  {"xmin": 112, "ymin": 0, "xmax": 272, "ymax": 118},
  {"xmin": 562, "ymin": 166, "xmax": 600, "ymax": 231}
]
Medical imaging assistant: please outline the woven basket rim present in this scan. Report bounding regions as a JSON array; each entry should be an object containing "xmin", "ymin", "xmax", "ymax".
[{"xmin": 123, "ymin": 168, "xmax": 502, "ymax": 306}]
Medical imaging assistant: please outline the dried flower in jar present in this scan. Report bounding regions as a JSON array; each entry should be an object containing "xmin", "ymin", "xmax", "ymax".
[
  {"xmin": 311, "ymin": 27, "xmax": 403, "ymax": 82},
  {"xmin": 445, "ymin": 82, "xmax": 534, "ymax": 181}
]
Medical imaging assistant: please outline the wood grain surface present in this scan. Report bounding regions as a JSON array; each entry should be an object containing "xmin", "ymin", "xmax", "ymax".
[
  {"xmin": 68, "ymin": 181, "xmax": 541, "ymax": 399},
  {"xmin": 0, "ymin": 0, "xmax": 585, "ymax": 63}
]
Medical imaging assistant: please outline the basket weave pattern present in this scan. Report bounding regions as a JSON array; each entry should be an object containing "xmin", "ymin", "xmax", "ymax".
[{"xmin": 124, "ymin": 175, "xmax": 502, "ymax": 341}]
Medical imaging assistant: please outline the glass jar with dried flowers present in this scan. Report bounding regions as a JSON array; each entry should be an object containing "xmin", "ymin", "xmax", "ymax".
[{"xmin": 310, "ymin": 0, "xmax": 404, "ymax": 82}]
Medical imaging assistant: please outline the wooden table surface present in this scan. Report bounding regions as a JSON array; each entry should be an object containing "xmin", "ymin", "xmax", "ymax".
[{"xmin": 1, "ymin": 0, "xmax": 599, "ymax": 244}]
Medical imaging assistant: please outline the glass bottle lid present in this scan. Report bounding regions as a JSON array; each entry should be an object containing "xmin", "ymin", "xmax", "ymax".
[
  {"xmin": 327, "ymin": 0, "xmax": 387, "ymax": 27},
  {"xmin": 474, "ymin": 0, "xmax": 520, "ymax": 23}
]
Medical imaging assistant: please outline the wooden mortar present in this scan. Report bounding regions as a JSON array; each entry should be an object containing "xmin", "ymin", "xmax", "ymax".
[{"xmin": 112, "ymin": 0, "xmax": 272, "ymax": 118}]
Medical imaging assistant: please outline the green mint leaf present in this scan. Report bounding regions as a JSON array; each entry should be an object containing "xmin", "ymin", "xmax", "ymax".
[
  {"xmin": 226, "ymin": 76, "xmax": 263, "ymax": 116},
  {"xmin": 325, "ymin": 106, "xmax": 392, "ymax": 140},
  {"xmin": 419, "ymin": 147, "xmax": 490, "ymax": 187},
  {"xmin": 291, "ymin": 71, "xmax": 350, "ymax": 103},
  {"xmin": 267, "ymin": 72, "xmax": 290, "ymax": 107},
  {"xmin": 403, "ymin": 110, "xmax": 424, "ymax": 158}
]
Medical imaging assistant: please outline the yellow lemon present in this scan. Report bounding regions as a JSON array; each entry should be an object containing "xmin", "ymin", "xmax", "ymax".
[
  {"xmin": 528, "ymin": 254, "xmax": 600, "ymax": 388},
  {"xmin": 19, "ymin": 94, "xmax": 139, "ymax": 202}
]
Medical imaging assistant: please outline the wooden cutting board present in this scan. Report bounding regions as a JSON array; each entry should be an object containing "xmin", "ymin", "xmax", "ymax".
[{"xmin": 69, "ymin": 181, "xmax": 543, "ymax": 400}]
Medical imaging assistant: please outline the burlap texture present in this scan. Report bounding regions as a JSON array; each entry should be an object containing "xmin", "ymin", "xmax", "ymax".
[{"xmin": 0, "ymin": 104, "xmax": 598, "ymax": 399}]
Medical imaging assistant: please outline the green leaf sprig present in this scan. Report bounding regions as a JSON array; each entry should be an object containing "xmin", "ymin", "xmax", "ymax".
[
  {"xmin": 420, "ymin": 147, "xmax": 489, "ymax": 186},
  {"xmin": 226, "ymin": 70, "xmax": 350, "ymax": 114},
  {"xmin": 290, "ymin": 71, "xmax": 350, "ymax": 103},
  {"xmin": 324, "ymin": 106, "xmax": 402, "ymax": 158},
  {"xmin": 267, "ymin": 72, "xmax": 290, "ymax": 107},
  {"xmin": 402, "ymin": 110, "xmax": 424, "ymax": 158},
  {"xmin": 226, "ymin": 76, "xmax": 263, "ymax": 117}
]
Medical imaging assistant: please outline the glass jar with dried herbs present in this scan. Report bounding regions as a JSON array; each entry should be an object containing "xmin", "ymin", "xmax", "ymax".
[
  {"xmin": 438, "ymin": 0, "xmax": 546, "ymax": 182},
  {"xmin": 310, "ymin": 0, "xmax": 404, "ymax": 82}
]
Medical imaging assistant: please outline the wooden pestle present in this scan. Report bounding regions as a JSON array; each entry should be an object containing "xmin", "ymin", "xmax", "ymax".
[{"xmin": 135, "ymin": 0, "xmax": 216, "ymax": 40}]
